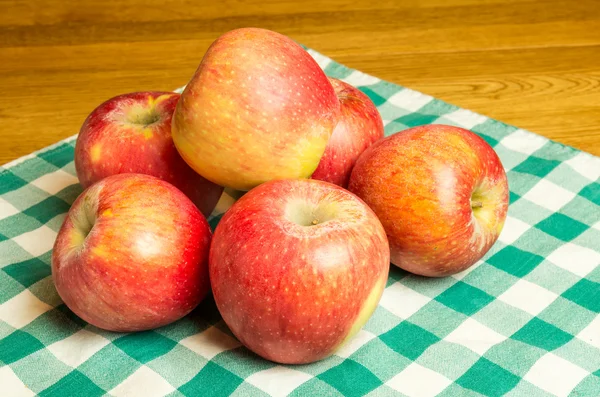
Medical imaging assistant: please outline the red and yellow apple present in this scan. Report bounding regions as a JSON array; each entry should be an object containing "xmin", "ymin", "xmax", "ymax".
[
  {"xmin": 349, "ymin": 124, "xmax": 508, "ymax": 277},
  {"xmin": 311, "ymin": 77, "xmax": 384, "ymax": 187},
  {"xmin": 172, "ymin": 28, "xmax": 340, "ymax": 191},
  {"xmin": 209, "ymin": 179, "xmax": 390, "ymax": 364},
  {"xmin": 51, "ymin": 173, "xmax": 212, "ymax": 332},
  {"xmin": 74, "ymin": 91, "xmax": 223, "ymax": 217}
]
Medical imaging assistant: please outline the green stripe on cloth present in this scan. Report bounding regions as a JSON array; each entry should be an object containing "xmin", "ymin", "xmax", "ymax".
[{"xmin": 1, "ymin": 48, "xmax": 599, "ymax": 396}]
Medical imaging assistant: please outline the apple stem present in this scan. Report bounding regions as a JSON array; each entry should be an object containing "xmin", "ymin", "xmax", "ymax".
[
  {"xmin": 471, "ymin": 201, "xmax": 483, "ymax": 209},
  {"xmin": 311, "ymin": 219, "xmax": 319, "ymax": 225}
]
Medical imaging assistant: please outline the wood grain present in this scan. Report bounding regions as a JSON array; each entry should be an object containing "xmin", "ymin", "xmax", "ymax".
[{"xmin": 1, "ymin": 0, "xmax": 599, "ymax": 164}]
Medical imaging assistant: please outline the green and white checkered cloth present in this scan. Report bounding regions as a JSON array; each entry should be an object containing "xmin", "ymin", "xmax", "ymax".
[{"xmin": 1, "ymin": 48, "xmax": 599, "ymax": 397}]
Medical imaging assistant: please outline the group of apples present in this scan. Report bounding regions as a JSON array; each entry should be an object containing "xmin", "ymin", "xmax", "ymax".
[{"xmin": 51, "ymin": 28, "xmax": 509, "ymax": 365}]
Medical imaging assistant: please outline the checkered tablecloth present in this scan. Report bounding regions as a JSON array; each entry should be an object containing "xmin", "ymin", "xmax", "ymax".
[{"xmin": 1, "ymin": 48, "xmax": 599, "ymax": 397}]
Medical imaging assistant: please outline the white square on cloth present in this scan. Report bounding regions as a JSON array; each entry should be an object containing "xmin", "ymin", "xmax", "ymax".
[
  {"xmin": 180, "ymin": 326, "xmax": 241, "ymax": 360},
  {"xmin": 497, "ymin": 279, "xmax": 559, "ymax": 316},
  {"xmin": 0, "ymin": 366, "xmax": 35, "ymax": 397},
  {"xmin": 444, "ymin": 318, "xmax": 507, "ymax": 355},
  {"xmin": 524, "ymin": 353, "xmax": 589, "ymax": 397},
  {"xmin": 379, "ymin": 282, "xmax": 431, "ymax": 319},
  {"xmin": 386, "ymin": 362, "xmax": 452, "ymax": 397},
  {"xmin": 443, "ymin": 109, "xmax": 488, "ymax": 129},
  {"xmin": 0, "ymin": 289, "xmax": 53, "ymax": 329},
  {"xmin": 546, "ymin": 243, "xmax": 600, "ymax": 278},
  {"xmin": 109, "ymin": 366, "xmax": 175, "ymax": 397},
  {"xmin": 47, "ymin": 329, "xmax": 111, "ymax": 368},
  {"xmin": 387, "ymin": 89, "xmax": 435, "ymax": 112},
  {"xmin": 246, "ymin": 366, "xmax": 313, "ymax": 397},
  {"xmin": 522, "ymin": 179, "xmax": 576, "ymax": 212},
  {"xmin": 499, "ymin": 129, "xmax": 548, "ymax": 155}
]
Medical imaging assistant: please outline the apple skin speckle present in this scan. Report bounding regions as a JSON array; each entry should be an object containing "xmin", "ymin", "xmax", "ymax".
[
  {"xmin": 348, "ymin": 124, "xmax": 509, "ymax": 277},
  {"xmin": 311, "ymin": 78, "xmax": 384, "ymax": 188},
  {"xmin": 171, "ymin": 28, "xmax": 340, "ymax": 191},
  {"xmin": 51, "ymin": 174, "xmax": 212, "ymax": 332},
  {"xmin": 209, "ymin": 179, "xmax": 390, "ymax": 364},
  {"xmin": 74, "ymin": 91, "xmax": 223, "ymax": 217}
]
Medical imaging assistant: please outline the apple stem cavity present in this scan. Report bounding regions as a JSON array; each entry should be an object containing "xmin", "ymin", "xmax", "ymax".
[
  {"xmin": 127, "ymin": 108, "xmax": 161, "ymax": 127},
  {"xmin": 471, "ymin": 201, "xmax": 483, "ymax": 209},
  {"xmin": 285, "ymin": 199, "xmax": 339, "ymax": 227},
  {"xmin": 80, "ymin": 197, "xmax": 97, "ymax": 241},
  {"xmin": 66, "ymin": 194, "xmax": 100, "ymax": 255}
]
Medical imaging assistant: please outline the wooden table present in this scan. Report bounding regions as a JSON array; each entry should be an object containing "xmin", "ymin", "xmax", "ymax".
[{"xmin": 2, "ymin": 0, "xmax": 599, "ymax": 164}]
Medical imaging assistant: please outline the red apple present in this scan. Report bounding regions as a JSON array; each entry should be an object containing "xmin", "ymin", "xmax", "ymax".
[
  {"xmin": 311, "ymin": 77, "xmax": 384, "ymax": 187},
  {"xmin": 348, "ymin": 124, "xmax": 509, "ymax": 277},
  {"xmin": 209, "ymin": 179, "xmax": 390, "ymax": 364},
  {"xmin": 51, "ymin": 173, "xmax": 212, "ymax": 332},
  {"xmin": 74, "ymin": 91, "xmax": 223, "ymax": 218},
  {"xmin": 172, "ymin": 28, "xmax": 340, "ymax": 191}
]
